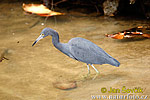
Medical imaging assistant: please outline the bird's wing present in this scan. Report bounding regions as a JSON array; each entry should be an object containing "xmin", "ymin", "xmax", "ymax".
[{"xmin": 68, "ymin": 37, "xmax": 112, "ymax": 64}]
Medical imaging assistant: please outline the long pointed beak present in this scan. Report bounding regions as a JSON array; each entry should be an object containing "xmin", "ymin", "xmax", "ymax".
[{"xmin": 32, "ymin": 35, "xmax": 43, "ymax": 46}]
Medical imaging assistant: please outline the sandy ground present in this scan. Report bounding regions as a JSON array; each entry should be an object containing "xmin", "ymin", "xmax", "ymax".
[{"xmin": 0, "ymin": 2, "xmax": 150, "ymax": 100}]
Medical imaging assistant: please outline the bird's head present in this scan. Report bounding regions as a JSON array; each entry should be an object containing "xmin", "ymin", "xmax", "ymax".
[{"xmin": 32, "ymin": 27, "xmax": 57, "ymax": 46}]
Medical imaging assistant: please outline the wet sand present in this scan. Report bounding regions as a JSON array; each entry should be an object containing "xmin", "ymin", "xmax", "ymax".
[{"xmin": 0, "ymin": 2, "xmax": 150, "ymax": 100}]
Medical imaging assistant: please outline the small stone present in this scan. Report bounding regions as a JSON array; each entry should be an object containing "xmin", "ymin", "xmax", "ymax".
[
  {"xmin": 41, "ymin": 23, "xmax": 44, "ymax": 25},
  {"xmin": 53, "ymin": 81, "xmax": 77, "ymax": 90},
  {"xmin": 25, "ymin": 22, "xmax": 29, "ymax": 25},
  {"xmin": 11, "ymin": 9, "xmax": 14, "ymax": 11}
]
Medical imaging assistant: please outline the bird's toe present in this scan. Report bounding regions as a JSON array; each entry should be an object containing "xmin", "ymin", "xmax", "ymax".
[{"xmin": 92, "ymin": 73, "xmax": 100, "ymax": 80}]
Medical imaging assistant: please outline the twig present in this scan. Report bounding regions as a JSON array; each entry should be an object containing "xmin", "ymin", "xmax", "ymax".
[
  {"xmin": 0, "ymin": 49, "xmax": 9, "ymax": 62},
  {"xmin": 51, "ymin": 0, "xmax": 54, "ymax": 10},
  {"xmin": 29, "ymin": 20, "xmax": 40, "ymax": 28},
  {"xmin": 95, "ymin": 5, "xmax": 100, "ymax": 14},
  {"xmin": 53, "ymin": 0, "xmax": 67, "ymax": 6},
  {"xmin": 43, "ymin": 16, "xmax": 49, "ymax": 25}
]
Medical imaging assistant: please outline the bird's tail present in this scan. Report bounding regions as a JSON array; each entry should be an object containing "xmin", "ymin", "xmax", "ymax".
[{"xmin": 109, "ymin": 57, "xmax": 120, "ymax": 67}]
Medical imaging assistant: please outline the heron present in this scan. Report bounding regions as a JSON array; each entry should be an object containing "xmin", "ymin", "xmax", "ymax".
[{"xmin": 32, "ymin": 28, "xmax": 120, "ymax": 79}]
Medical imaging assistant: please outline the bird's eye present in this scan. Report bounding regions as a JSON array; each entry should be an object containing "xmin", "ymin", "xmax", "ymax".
[{"xmin": 41, "ymin": 34, "xmax": 44, "ymax": 36}]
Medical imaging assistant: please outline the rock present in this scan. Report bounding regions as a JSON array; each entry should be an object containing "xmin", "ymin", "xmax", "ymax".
[
  {"xmin": 53, "ymin": 81, "xmax": 77, "ymax": 90},
  {"xmin": 103, "ymin": 0, "xmax": 119, "ymax": 16}
]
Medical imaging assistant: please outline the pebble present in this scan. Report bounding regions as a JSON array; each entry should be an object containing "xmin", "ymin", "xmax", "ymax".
[{"xmin": 53, "ymin": 81, "xmax": 77, "ymax": 90}]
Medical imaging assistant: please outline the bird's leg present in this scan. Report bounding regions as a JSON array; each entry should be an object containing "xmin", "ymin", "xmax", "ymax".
[
  {"xmin": 91, "ymin": 64, "xmax": 100, "ymax": 73},
  {"xmin": 91, "ymin": 64, "xmax": 100, "ymax": 80},
  {"xmin": 87, "ymin": 64, "xmax": 90, "ymax": 75},
  {"xmin": 82, "ymin": 64, "xmax": 91, "ymax": 79}
]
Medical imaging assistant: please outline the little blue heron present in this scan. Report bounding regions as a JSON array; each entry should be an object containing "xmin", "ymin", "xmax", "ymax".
[{"xmin": 32, "ymin": 28, "xmax": 120, "ymax": 79}]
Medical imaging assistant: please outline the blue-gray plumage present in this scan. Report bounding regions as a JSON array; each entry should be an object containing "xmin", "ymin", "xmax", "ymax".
[{"xmin": 32, "ymin": 28, "xmax": 120, "ymax": 78}]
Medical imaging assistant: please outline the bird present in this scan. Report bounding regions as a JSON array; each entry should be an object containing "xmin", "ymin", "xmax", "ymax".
[{"xmin": 32, "ymin": 28, "xmax": 120, "ymax": 79}]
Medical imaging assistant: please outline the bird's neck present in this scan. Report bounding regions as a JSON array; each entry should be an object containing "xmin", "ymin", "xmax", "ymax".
[
  {"xmin": 51, "ymin": 33, "xmax": 70, "ymax": 57},
  {"xmin": 52, "ymin": 32, "xmax": 60, "ymax": 46}
]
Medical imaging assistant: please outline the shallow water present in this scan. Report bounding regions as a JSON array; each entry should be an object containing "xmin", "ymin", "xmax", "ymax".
[{"xmin": 0, "ymin": 2, "xmax": 150, "ymax": 100}]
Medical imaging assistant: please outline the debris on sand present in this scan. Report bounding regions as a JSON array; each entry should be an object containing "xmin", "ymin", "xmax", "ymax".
[
  {"xmin": 0, "ymin": 49, "xmax": 9, "ymax": 62},
  {"xmin": 106, "ymin": 26, "xmax": 150, "ymax": 39},
  {"xmin": 22, "ymin": 3, "xmax": 64, "ymax": 17},
  {"xmin": 53, "ymin": 81, "xmax": 77, "ymax": 90}
]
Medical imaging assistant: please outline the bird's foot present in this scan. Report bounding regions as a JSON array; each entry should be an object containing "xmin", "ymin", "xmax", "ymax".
[
  {"xmin": 82, "ymin": 73, "xmax": 90, "ymax": 79},
  {"xmin": 92, "ymin": 72, "xmax": 100, "ymax": 80}
]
